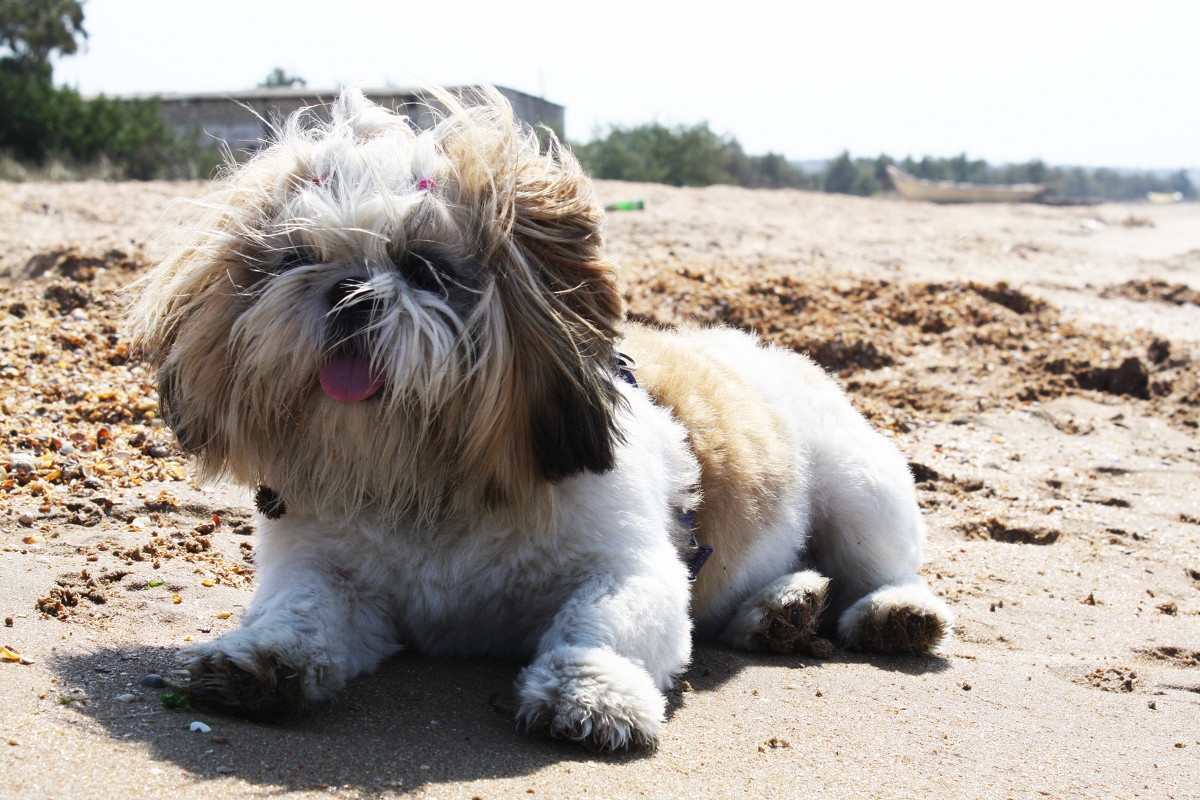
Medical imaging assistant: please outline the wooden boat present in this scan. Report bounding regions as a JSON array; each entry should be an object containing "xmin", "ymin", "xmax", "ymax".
[
  {"xmin": 1147, "ymin": 191, "xmax": 1183, "ymax": 204},
  {"xmin": 887, "ymin": 165, "xmax": 1045, "ymax": 203}
]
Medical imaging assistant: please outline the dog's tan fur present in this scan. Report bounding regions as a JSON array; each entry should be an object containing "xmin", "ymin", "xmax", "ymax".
[{"xmin": 620, "ymin": 324, "xmax": 794, "ymax": 616}]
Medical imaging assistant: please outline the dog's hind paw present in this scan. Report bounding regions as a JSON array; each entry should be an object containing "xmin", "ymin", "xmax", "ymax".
[
  {"xmin": 721, "ymin": 570, "xmax": 832, "ymax": 656},
  {"xmin": 515, "ymin": 646, "xmax": 665, "ymax": 752},
  {"xmin": 838, "ymin": 584, "xmax": 953, "ymax": 655}
]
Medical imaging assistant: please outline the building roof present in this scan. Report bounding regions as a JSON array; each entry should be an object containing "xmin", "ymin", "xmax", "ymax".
[{"xmin": 113, "ymin": 84, "xmax": 561, "ymax": 110}]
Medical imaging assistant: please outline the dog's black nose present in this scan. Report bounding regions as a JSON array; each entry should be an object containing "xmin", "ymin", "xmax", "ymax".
[{"xmin": 329, "ymin": 277, "xmax": 367, "ymax": 308}]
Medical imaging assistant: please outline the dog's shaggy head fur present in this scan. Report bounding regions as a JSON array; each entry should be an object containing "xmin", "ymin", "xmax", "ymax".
[{"xmin": 129, "ymin": 88, "xmax": 624, "ymax": 522}]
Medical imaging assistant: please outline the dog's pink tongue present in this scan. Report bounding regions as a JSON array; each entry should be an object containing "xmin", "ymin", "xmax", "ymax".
[{"xmin": 319, "ymin": 354, "xmax": 384, "ymax": 403}]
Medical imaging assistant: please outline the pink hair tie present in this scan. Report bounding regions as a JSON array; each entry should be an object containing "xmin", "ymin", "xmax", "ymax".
[{"xmin": 416, "ymin": 178, "xmax": 436, "ymax": 192}]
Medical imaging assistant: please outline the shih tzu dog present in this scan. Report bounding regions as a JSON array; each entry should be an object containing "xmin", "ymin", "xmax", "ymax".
[{"xmin": 127, "ymin": 87, "xmax": 951, "ymax": 751}]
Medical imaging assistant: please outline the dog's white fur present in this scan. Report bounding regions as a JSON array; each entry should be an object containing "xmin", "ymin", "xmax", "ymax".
[{"xmin": 128, "ymin": 87, "xmax": 951, "ymax": 751}]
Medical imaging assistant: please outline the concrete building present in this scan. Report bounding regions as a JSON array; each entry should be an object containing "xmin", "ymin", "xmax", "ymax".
[{"xmin": 132, "ymin": 85, "xmax": 564, "ymax": 151}]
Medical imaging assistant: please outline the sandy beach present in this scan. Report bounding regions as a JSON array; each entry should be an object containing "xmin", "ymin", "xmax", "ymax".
[{"xmin": 1, "ymin": 178, "xmax": 1198, "ymax": 799}]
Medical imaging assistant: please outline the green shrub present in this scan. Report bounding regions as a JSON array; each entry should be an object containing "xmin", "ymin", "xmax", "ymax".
[
  {"xmin": 0, "ymin": 60, "xmax": 222, "ymax": 180},
  {"xmin": 573, "ymin": 122, "xmax": 813, "ymax": 189}
]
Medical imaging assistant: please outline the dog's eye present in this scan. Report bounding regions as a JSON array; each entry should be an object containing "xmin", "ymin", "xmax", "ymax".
[{"xmin": 395, "ymin": 252, "xmax": 448, "ymax": 296}]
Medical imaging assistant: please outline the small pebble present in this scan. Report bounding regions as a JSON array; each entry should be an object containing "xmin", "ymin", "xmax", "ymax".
[
  {"xmin": 18, "ymin": 513, "xmax": 35, "ymax": 527},
  {"xmin": 8, "ymin": 454, "xmax": 35, "ymax": 476},
  {"xmin": 140, "ymin": 674, "xmax": 168, "ymax": 689},
  {"xmin": 116, "ymin": 693, "xmax": 137, "ymax": 703}
]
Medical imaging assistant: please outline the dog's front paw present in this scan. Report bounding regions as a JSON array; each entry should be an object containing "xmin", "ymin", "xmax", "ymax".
[
  {"xmin": 185, "ymin": 628, "xmax": 339, "ymax": 718},
  {"xmin": 838, "ymin": 585, "xmax": 953, "ymax": 655},
  {"xmin": 515, "ymin": 646, "xmax": 665, "ymax": 752}
]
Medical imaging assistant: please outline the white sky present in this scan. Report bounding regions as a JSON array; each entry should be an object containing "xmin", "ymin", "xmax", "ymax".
[{"xmin": 51, "ymin": 0, "xmax": 1199, "ymax": 169}]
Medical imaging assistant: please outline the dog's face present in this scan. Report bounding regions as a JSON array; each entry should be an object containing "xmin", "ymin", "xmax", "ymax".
[{"xmin": 129, "ymin": 89, "xmax": 624, "ymax": 521}]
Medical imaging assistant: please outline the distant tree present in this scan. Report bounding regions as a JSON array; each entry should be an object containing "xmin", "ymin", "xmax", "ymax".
[
  {"xmin": 574, "ymin": 116, "xmax": 1193, "ymax": 202},
  {"xmin": 748, "ymin": 151, "xmax": 810, "ymax": 189},
  {"xmin": 823, "ymin": 151, "xmax": 857, "ymax": 194},
  {"xmin": 0, "ymin": 0, "xmax": 84, "ymax": 69},
  {"xmin": 0, "ymin": 0, "xmax": 221, "ymax": 179},
  {"xmin": 1054, "ymin": 166, "xmax": 1097, "ymax": 198},
  {"xmin": 1023, "ymin": 159, "xmax": 1048, "ymax": 185},
  {"xmin": 574, "ymin": 121, "xmax": 737, "ymax": 187},
  {"xmin": 821, "ymin": 151, "xmax": 884, "ymax": 196},
  {"xmin": 873, "ymin": 154, "xmax": 895, "ymax": 189},
  {"xmin": 260, "ymin": 67, "xmax": 307, "ymax": 88},
  {"xmin": 1168, "ymin": 169, "xmax": 1195, "ymax": 199},
  {"xmin": 0, "ymin": 0, "xmax": 87, "ymax": 162}
]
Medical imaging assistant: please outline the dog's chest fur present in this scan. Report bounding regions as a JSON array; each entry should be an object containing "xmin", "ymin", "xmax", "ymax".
[
  {"xmin": 253, "ymin": 401, "xmax": 694, "ymax": 660},
  {"xmin": 256, "ymin": 513, "xmax": 580, "ymax": 657}
]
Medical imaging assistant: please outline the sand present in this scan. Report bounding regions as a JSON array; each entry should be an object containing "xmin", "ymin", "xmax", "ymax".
[{"xmin": 1, "ymin": 179, "xmax": 1198, "ymax": 800}]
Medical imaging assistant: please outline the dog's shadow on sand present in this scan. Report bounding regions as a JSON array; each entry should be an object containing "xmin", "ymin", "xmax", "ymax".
[{"xmin": 52, "ymin": 642, "xmax": 948, "ymax": 792}]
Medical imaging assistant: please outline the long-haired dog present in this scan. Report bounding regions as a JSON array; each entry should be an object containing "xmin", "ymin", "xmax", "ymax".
[{"xmin": 128, "ymin": 88, "xmax": 951, "ymax": 751}]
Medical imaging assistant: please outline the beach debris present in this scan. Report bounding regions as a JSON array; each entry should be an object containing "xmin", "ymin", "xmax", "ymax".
[
  {"xmin": 188, "ymin": 721, "xmax": 212, "ymax": 733},
  {"xmin": 2, "ymin": 645, "xmax": 34, "ymax": 664},
  {"xmin": 1079, "ymin": 667, "xmax": 1138, "ymax": 693},
  {"xmin": 161, "ymin": 693, "xmax": 191, "ymax": 709},
  {"xmin": 140, "ymin": 674, "xmax": 167, "ymax": 689}
]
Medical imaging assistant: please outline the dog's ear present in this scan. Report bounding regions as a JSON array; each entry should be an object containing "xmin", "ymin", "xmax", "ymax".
[
  {"xmin": 125, "ymin": 159, "xmax": 283, "ymax": 476},
  {"xmin": 499, "ymin": 135, "xmax": 626, "ymax": 482},
  {"xmin": 432, "ymin": 87, "xmax": 626, "ymax": 484},
  {"xmin": 525, "ymin": 342, "xmax": 622, "ymax": 482},
  {"xmin": 155, "ymin": 364, "xmax": 196, "ymax": 452},
  {"xmin": 129, "ymin": 265, "xmax": 245, "ymax": 474}
]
